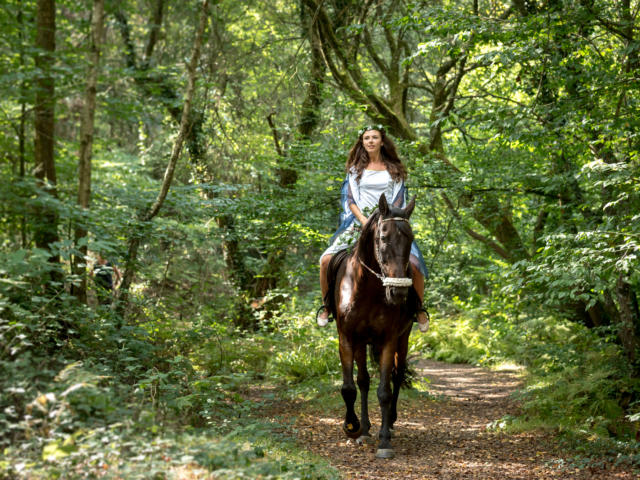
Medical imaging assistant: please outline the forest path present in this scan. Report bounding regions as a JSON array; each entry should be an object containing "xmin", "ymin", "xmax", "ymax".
[{"xmin": 286, "ymin": 359, "xmax": 634, "ymax": 479}]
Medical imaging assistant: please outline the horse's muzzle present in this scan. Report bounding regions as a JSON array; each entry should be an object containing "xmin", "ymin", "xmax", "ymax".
[{"xmin": 385, "ymin": 286, "xmax": 409, "ymax": 305}]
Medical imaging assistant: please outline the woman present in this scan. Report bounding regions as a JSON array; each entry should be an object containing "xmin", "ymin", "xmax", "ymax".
[{"xmin": 317, "ymin": 125, "xmax": 429, "ymax": 332}]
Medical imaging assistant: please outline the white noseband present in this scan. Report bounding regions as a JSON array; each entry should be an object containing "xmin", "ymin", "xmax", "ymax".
[{"xmin": 381, "ymin": 277, "xmax": 413, "ymax": 287}]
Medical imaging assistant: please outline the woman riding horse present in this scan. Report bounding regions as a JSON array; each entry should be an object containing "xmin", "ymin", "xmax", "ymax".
[
  {"xmin": 323, "ymin": 186, "xmax": 422, "ymax": 458},
  {"xmin": 317, "ymin": 125, "xmax": 429, "ymax": 331}
]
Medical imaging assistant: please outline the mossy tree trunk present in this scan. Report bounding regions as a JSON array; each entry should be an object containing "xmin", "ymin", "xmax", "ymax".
[
  {"xmin": 73, "ymin": 0, "xmax": 106, "ymax": 303},
  {"xmin": 33, "ymin": 0, "xmax": 59, "ymax": 268}
]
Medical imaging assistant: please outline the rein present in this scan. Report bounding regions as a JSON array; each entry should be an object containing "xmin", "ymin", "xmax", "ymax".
[{"xmin": 358, "ymin": 216, "xmax": 413, "ymax": 288}]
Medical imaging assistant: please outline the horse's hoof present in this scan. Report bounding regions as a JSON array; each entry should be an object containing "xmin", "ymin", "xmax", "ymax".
[
  {"xmin": 343, "ymin": 420, "xmax": 362, "ymax": 439},
  {"xmin": 375, "ymin": 448, "xmax": 395, "ymax": 459},
  {"xmin": 356, "ymin": 435, "xmax": 374, "ymax": 445}
]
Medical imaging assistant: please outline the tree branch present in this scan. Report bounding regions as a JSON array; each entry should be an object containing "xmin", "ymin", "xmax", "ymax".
[
  {"xmin": 143, "ymin": 0, "xmax": 165, "ymax": 67},
  {"xmin": 442, "ymin": 193, "xmax": 512, "ymax": 260},
  {"xmin": 145, "ymin": 0, "xmax": 209, "ymax": 221},
  {"xmin": 305, "ymin": 0, "xmax": 414, "ymax": 137},
  {"xmin": 363, "ymin": 26, "xmax": 390, "ymax": 77},
  {"xmin": 266, "ymin": 112, "xmax": 283, "ymax": 157}
]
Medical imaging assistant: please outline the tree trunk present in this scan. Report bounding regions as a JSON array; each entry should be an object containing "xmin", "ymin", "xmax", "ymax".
[
  {"xmin": 616, "ymin": 275, "xmax": 640, "ymax": 367},
  {"xmin": 117, "ymin": 0, "xmax": 210, "ymax": 313},
  {"xmin": 73, "ymin": 0, "xmax": 106, "ymax": 303},
  {"xmin": 215, "ymin": 213, "xmax": 247, "ymax": 280},
  {"xmin": 18, "ymin": 0, "xmax": 27, "ymax": 247},
  {"xmin": 298, "ymin": 0, "xmax": 325, "ymax": 138},
  {"xmin": 33, "ymin": 0, "xmax": 59, "ymax": 265}
]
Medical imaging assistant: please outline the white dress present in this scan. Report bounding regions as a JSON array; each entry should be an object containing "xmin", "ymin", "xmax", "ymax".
[{"xmin": 321, "ymin": 169, "xmax": 396, "ymax": 258}]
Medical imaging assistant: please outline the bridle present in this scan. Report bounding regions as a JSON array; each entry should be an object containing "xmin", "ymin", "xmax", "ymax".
[{"xmin": 358, "ymin": 216, "xmax": 413, "ymax": 288}]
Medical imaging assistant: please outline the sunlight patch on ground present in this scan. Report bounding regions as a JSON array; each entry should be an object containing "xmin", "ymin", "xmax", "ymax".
[
  {"xmin": 398, "ymin": 420, "xmax": 432, "ymax": 430},
  {"xmin": 316, "ymin": 416, "xmax": 340, "ymax": 426},
  {"xmin": 170, "ymin": 464, "xmax": 215, "ymax": 479},
  {"xmin": 492, "ymin": 361, "xmax": 526, "ymax": 373},
  {"xmin": 443, "ymin": 458, "xmax": 532, "ymax": 474}
]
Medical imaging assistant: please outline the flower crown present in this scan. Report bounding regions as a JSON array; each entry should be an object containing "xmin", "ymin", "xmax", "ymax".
[{"xmin": 358, "ymin": 124, "xmax": 385, "ymax": 137}]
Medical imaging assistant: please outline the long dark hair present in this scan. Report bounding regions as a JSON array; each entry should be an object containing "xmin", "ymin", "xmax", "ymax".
[{"xmin": 345, "ymin": 127, "xmax": 407, "ymax": 183}]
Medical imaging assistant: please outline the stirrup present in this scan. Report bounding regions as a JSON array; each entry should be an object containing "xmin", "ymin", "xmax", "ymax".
[
  {"xmin": 315, "ymin": 305, "xmax": 332, "ymax": 326},
  {"xmin": 416, "ymin": 306, "xmax": 430, "ymax": 332}
]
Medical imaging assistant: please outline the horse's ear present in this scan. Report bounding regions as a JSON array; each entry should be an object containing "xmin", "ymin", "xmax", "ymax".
[
  {"xmin": 405, "ymin": 195, "xmax": 416, "ymax": 218},
  {"xmin": 379, "ymin": 193, "xmax": 390, "ymax": 216}
]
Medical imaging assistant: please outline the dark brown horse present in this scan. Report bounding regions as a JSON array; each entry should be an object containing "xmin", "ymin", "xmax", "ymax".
[{"xmin": 325, "ymin": 193, "xmax": 419, "ymax": 459}]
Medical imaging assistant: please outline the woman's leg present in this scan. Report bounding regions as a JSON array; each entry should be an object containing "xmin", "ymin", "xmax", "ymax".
[
  {"xmin": 318, "ymin": 254, "xmax": 332, "ymax": 326},
  {"xmin": 410, "ymin": 261, "xmax": 429, "ymax": 332}
]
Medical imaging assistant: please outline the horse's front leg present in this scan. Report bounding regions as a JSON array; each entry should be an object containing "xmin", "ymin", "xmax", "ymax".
[
  {"xmin": 376, "ymin": 342, "xmax": 396, "ymax": 459},
  {"xmin": 389, "ymin": 329, "xmax": 410, "ymax": 430},
  {"xmin": 339, "ymin": 337, "xmax": 361, "ymax": 439},
  {"xmin": 354, "ymin": 343, "xmax": 372, "ymax": 444}
]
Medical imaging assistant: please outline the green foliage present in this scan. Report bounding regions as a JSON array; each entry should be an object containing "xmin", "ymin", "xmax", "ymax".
[
  {"xmin": 265, "ymin": 318, "xmax": 340, "ymax": 385},
  {"xmin": 2, "ymin": 423, "xmax": 338, "ymax": 480},
  {"xmin": 0, "ymin": 292, "xmax": 343, "ymax": 478}
]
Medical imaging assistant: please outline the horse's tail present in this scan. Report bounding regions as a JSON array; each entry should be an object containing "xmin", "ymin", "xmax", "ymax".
[
  {"xmin": 368, "ymin": 344, "xmax": 415, "ymax": 389},
  {"xmin": 369, "ymin": 343, "xmax": 381, "ymax": 369}
]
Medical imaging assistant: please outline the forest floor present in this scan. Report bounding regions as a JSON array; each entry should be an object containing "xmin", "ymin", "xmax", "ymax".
[{"xmin": 270, "ymin": 359, "xmax": 636, "ymax": 480}]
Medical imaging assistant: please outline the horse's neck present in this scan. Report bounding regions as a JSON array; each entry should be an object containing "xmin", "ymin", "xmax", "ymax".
[{"xmin": 355, "ymin": 235, "xmax": 380, "ymax": 278}]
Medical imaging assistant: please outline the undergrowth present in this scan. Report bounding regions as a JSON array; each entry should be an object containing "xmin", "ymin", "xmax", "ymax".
[
  {"xmin": 2, "ymin": 258, "xmax": 639, "ymax": 477},
  {"xmin": 0, "ymin": 268, "xmax": 340, "ymax": 479}
]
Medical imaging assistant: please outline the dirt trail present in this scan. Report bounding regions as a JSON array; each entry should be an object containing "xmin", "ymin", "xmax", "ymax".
[{"xmin": 290, "ymin": 359, "xmax": 634, "ymax": 479}]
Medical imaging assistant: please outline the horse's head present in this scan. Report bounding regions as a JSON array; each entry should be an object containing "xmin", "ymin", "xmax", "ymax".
[{"xmin": 375, "ymin": 194, "xmax": 416, "ymax": 305}]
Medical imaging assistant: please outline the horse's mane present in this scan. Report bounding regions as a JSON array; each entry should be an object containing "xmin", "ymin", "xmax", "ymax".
[
  {"xmin": 356, "ymin": 209, "xmax": 381, "ymax": 259},
  {"xmin": 324, "ymin": 213, "xmax": 382, "ymax": 318}
]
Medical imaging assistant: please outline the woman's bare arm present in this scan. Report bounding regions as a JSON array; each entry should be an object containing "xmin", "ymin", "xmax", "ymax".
[{"xmin": 349, "ymin": 203, "xmax": 368, "ymax": 225}]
